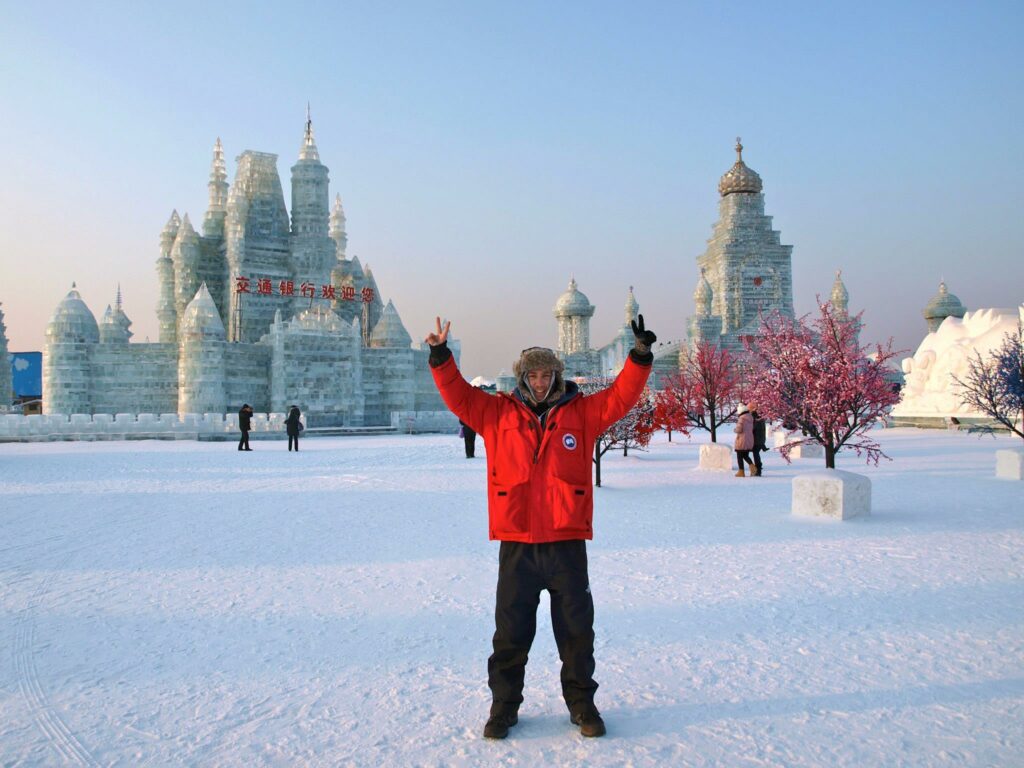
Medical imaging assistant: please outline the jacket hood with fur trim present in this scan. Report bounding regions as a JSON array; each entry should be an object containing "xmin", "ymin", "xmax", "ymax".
[{"xmin": 513, "ymin": 347, "xmax": 567, "ymax": 406}]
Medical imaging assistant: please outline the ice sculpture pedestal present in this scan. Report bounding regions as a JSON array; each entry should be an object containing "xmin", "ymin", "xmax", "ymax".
[
  {"xmin": 996, "ymin": 449, "xmax": 1024, "ymax": 480},
  {"xmin": 792, "ymin": 470, "xmax": 871, "ymax": 520},
  {"xmin": 699, "ymin": 443, "xmax": 733, "ymax": 471}
]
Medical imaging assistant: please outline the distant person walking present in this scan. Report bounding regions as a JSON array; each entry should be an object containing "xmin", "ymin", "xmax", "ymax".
[
  {"xmin": 734, "ymin": 404, "xmax": 755, "ymax": 477},
  {"xmin": 238, "ymin": 404, "xmax": 254, "ymax": 451},
  {"xmin": 459, "ymin": 419, "xmax": 477, "ymax": 458},
  {"xmin": 750, "ymin": 403, "xmax": 767, "ymax": 477},
  {"xmin": 286, "ymin": 405, "xmax": 303, "ymax": 452}
]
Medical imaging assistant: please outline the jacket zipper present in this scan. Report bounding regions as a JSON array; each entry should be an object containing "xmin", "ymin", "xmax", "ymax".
[{"xmin": 510, "ymin": 395, "xmax": 566, "ymax": 465}]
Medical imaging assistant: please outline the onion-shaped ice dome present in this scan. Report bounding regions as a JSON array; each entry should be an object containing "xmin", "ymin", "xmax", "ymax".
[
  {"xmin": 830, "ymin": 269, "xmax": 849, "ymax": 312},
  {"xmin": 46, "ymin": 283, "xmax": 99, "ymax": 344},
  {"xmin": 718, "ymin": 138, "xmax": 763, "ymax": 197},
  {"xmin": 179, "ymin": 283, "xmax": 226, "ymax": 341},
  {"xmin": 553, "ymin": 277, "xmax": 594, "ymax": 317},
  {"xmin": 923, "ymin": 281, "xmax": 966, "ymax": 331}
]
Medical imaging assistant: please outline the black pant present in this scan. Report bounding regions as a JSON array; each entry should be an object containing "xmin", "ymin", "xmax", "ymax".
[
  {"xmin": 488, "ymin": 540, "xmax": 597, "ymax": 713},
  {"xmin": 463, "ymin": 427, "xmax": 476, "ymax": 458},
  {"xmin": 736, "ymin": 449, "xmax": 753, "ymax": 470},
  {"xmin": 288, "ymin": 434, "xmax": 299, "ymax": 451},
  {"xmin": 753, "ymin": 448, "xmax": 763, "ymax": 473},
  {"xmin": 238, "ymin": 430, "xmax": 250, "ymax": 450}
]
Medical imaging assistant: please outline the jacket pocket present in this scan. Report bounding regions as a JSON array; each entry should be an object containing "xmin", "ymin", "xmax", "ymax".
[
  {"xmin": 549, "ymin": 477, "xmax": 592, "ymax": 533},
  {"xmin": 492, "ymin": 424, "xmax": 533, "ymax": 486},
  {"xmin": 490, "ymin": 482, "xmax": 530, "ymax": 535}
]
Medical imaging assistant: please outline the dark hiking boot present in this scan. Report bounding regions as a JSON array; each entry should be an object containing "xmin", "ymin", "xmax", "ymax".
[
  {"xmin": 483, "ymin": 706, "xmax": 519, "ymax": 739},
  {"xmin": 570, "ymin": 704, "xmax": 606, "ymax": 738}
]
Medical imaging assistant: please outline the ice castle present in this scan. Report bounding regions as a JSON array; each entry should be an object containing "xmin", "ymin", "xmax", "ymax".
[
  {"xmin": 42, "ymin": 114, "xmax": 448, "ymax": 427},
  {"xmin": 516, "ymin": 140, "xmax": 826, "ymax": 388}
]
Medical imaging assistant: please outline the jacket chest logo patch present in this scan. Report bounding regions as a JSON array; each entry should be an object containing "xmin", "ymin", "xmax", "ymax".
[{"xmin": 562, "ymin": 433, "xmax": 578, "ymax": 450}]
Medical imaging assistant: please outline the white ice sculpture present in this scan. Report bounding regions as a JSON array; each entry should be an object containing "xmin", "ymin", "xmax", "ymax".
[{"xmin": 892, "ymin": 305, "xmax": 1023, "ymax": 421}]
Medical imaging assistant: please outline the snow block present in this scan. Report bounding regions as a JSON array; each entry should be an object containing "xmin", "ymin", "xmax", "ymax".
[
  {"xmin": 773, "ymin": 431, "xmax": 824, "ymax": 459},
  {"xmin": 996, "ymin": 449, "xmax": 1024, "ymax": 480},
  {"xmin": 792, "ymin": 470, "xmax": 871, "ymax": 520},
  {"xmin": 699, "ymin": 443, "xmax": 734, "ymax": 471},
  {"xmin": 790, "ymin": 442, "xmax": 824, "ymax": 459}
]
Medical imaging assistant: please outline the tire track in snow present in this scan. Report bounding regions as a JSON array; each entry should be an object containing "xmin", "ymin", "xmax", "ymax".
[{"xmin": 13, "ymin": 551, "xmax": 100, "ymax": 767}]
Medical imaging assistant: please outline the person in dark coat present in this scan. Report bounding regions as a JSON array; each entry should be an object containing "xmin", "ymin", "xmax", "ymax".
[
  {"xmin": 238, "ymin": 404, "xmax": 253, "ymax": 451},
  {"xmin": 459, "ymin": 419, "xmax": 477, "ymax": 458},
  {"xmin": 426, "ymin": 313, "xmax": 656, "ymax": 740},
  {"xmin": 750, "ymin": 402, "xmax": 767, "ymax": 477},
  {"xmin": 285, "ymin": 405, "xmax": 303, "ymax": 451}
]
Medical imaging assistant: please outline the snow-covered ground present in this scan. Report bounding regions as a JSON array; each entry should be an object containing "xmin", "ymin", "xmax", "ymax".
[{"xmin": 1, "ymin": 428, "xmax": 1022, "ymax": 767}]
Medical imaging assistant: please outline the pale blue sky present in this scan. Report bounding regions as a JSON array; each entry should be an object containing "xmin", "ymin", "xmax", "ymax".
[{"xmin": 1, "ymin": 1, "xmax": 1021, "ymax": 377}]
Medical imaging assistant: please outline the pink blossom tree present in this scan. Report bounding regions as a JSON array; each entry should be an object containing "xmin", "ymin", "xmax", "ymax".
[
  {"xmin": 743, "ymin": 302, "xmax": 902, "ymax": 469},
  {"xmin": 671, "ymin": 341, "xmax": 744, "ymax": 443}
]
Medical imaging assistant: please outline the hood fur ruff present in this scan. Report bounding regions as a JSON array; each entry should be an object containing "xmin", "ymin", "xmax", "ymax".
[{"xmin": 513, "ymin": 347, "xmax": 566, "ymax": 406}]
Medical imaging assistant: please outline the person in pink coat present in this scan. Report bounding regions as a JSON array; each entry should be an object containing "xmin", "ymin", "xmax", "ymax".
[{"xmin": 733, "ymin": 404, "xmax": 755, "ymax": 477}]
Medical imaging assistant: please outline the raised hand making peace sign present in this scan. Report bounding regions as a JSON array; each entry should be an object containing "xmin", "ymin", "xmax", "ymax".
[
  {"xmin": 424, "ymin": 316, "xmax": 451, "ymax": 347},
  {"xmin": 630, "ymin": 313, "xmax": 657, "ymax": 354}
]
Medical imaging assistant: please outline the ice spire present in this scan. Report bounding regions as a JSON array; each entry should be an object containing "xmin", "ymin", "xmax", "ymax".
[
  {"xmin": 624, "ymin": 286, "xmax": 639, "ymax": 326},
  {"xmin": 162, "ymin": 210, "xmax": 182, "ymax": 236},
  {"xmin": 830, "ymin": 269, "xmax": 849, "ymax": 318},
  {"xmin": 369, "ymin": 300, "xmax": 413, "ymax": 348},
  {"xmin": 204, "ymin": 138, "xmax": 229, "ymax": 237},
  {"xmin": 694, "ymin": 268, "xmax": 713, "ymax": 316},
  {"xmin": 100, "ymin": 292, "xmax": 132, "ymax": 344},
  {"xmin": 299, "ymin": 103, "xmax": 320, "ymax": 162},
  {"xmin": 330, "ymin": 193, "xmax": 348, "ymax": 257},
  {"xmin": 160, "ymin": 210, "xmax": 181, "ymax": 256},
  {"xmin": 157, "ymin": 211, "xmax": 180, "ymax": 344},
  {"xmin": 172, "ymin": 213, "xmax": 201, "ymax": 322}
]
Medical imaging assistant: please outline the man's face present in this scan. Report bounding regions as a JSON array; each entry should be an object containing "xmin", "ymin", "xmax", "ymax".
[{"xmin": 526, "ymin": 370, "xmax": 554, "ymax": 400}]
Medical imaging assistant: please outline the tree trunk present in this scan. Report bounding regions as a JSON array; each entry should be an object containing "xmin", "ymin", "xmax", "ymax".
[
  {"xmin": 667, "ymin": 429, "xmax": 673, "ymax": 442},
  {"xmin": 594, "ymin": 440, "xmax": 602, "ymax": 487},
  {"xmin": 825, "ymin": 443, "xmax": 836, "ymax": 469},
  {"xmin": 710, "ymin": 425, "xmax": 717, "ymax": 443},
  {"xmin": 623, "ymin": 444, "xmax": 628, "ymax": 457}
]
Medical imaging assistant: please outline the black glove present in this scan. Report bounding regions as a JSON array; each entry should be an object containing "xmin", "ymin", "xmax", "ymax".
[
  {"xmin": 631, "ymin": 314, "xmax": 657, "ymax": 355},
  {"xmin": 428, "ymin": 340, "xmax": 452, "ymax": 368}
]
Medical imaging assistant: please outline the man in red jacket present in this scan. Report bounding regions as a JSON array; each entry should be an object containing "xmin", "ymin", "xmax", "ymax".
[{"xmin": 425, "ymin": 314, "xmax": 656, "ymax": 739}]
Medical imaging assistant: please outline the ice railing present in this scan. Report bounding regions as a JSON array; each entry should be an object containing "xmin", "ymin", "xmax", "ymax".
[
  {"xmin": 389, "ymin": 410, "xmax": 459, "ymax": 434},
  {"xmin": 0, "ymin": 412, "xmax": 287, "ymax": 440}
]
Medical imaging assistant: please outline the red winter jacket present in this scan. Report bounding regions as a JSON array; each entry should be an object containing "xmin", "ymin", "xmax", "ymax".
[{"xmin": 431, "ymin": 355, "xmax": 652, "ymax": 543}]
